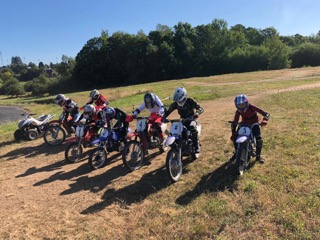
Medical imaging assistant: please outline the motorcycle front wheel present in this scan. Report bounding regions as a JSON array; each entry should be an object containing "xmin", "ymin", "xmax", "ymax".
[
  {"xmin": 88, "ymin": 148, "xmax": 108, "ymax": 170},
  {"xmin": 43, "ymin": 125, "xmax": 66, "ymax": 146},
  {"xmin": 122, "ymin": 140, "xmax": 144, "ymax": 171},
  {"xmin": 236, "ymin": 143, "xmax": 248, "ymax": 176},
  {"xmin": 65, "ymin": 141, "xmax": 83, "ymax": 163},
  {"xmin": 166, "ymin": 148, "xmax": 182, "ymax": 182}
]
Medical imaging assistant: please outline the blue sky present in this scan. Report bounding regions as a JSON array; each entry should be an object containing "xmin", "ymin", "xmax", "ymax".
[{"xmin": 1, "ymin": 0, "xmax": 319, "ymax": 66}]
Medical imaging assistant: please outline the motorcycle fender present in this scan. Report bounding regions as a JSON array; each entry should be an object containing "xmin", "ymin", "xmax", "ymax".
[
  {"xmin": 160, "ymin": 123, "xmax": 167, "ymax": 133},
  {"xmin": 196, "ymin": 124, "xmax": 202, "ymax": 137},
  {"xmin": 49, "ymin": 120, "xmax": 60, "ymax": 125},
  {"xmin": 236, "ymin": 136, "xmax": 248, "ymax": 144},
  {"xmin": 126, "ymin": 132, "xmax": 135, "ymax": 140},
  {"xmin": 66, "ymin": 137, "xmax": 77, "ymax": 143},
  {"xmin": 91, "ymin": 139, "xmax": 101, "ymax": 145},
  {"xmin": 165, "ymin": 136, "xmax": 175, "ymax": 146}
]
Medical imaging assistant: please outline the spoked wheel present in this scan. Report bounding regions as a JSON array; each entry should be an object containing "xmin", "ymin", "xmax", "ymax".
[
  {"xmin": 65, "ymin": 142, "xmax": 83, "ymax": 163},
  {"xmin": 14, "ymin": 129, "xmax": 24, "ymax": 141},
  {"xmin": 26, "ymin": 129, "xmax": 39, "ymax": 140},
  {"xmin": 44, "ymin": 125, "xmax": 66, "ymax": 146},
  {"xmin": 166, "ymin": 149, "xmax": 182, "ymax": 182},
  {"xmin": 122, "ymin": 140, "xmax": 144, "ymax": 171},
  {"xmin": 88, "ymin": 148, "xmax": 108, "ymax": 170},
  {"xmin": 236, "ymin": 143, "xmax": 248, "ymax": 176}
]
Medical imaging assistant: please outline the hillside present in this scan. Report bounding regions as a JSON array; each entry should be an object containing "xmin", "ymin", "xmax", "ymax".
[{"xmin": 1, "ymin": 67, "xmax": 320, "ymax": 239}]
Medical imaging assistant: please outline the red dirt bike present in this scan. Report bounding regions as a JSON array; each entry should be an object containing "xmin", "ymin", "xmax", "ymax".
[
  {"xmin": 43, "ymin": 111, "xmax": 76, "ymax": 146},
  {"xmin": 122, "ymin": 112, "xmax": 168, "ymax": 171},
  {"xmin": 64, "ymin": 118, "xmax": 97, "ymax": 163}
]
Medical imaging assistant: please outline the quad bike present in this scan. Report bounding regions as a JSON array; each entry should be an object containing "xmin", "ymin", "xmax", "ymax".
[
  {"xmin": 88, "ymin": 125, "xmax": 132, "ymax": 170},
  {"xmin": 164, "ymin": 116, "xmax": 201, "ymax": 182},
  {"xmin": 229, "ymin": 121, "xmax": 260, "ymax": 176},
  {"xmin": 14, "ymin": 113, "xmax": 54, "ymax": 141},
  {"xmin": 43, "ymin": 111, "xmax": 76, "ymax": 146},
  {"xmin": 122, "ymin": 112, "xmax": 168, "ymax": 171},
  {"xmin": 64, "ymin": 118, "xmax": 97, "ymax": 163}
]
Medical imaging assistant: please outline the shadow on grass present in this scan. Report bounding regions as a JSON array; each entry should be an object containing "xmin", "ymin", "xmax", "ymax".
[{"xmin": 176, "ymin": 159, "xmax": 259, "ymax": 206}]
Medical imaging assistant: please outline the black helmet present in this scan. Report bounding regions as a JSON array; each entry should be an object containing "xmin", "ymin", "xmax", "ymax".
[{"xmin": 144, "ymin": 92, "xmax": 156, "ymax": 108}]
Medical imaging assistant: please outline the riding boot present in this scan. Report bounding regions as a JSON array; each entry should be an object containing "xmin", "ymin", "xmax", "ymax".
[
  {"xmin": 192, "ymin": 135, "xmax": 200, "ymax": 153},
  {"xmin": 256, "ymin": 138, "xmax": 264, "ymax": 163}
]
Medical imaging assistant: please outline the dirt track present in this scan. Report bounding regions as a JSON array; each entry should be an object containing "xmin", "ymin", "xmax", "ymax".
[{"xmin": 1, "ymin": 69, "xmax": 320, "ymax": 239}]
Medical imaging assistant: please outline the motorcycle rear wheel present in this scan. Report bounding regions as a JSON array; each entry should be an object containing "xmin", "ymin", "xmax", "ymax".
[
  {"xmin": 43, "ymin": 125, "xmax": 66, "ymax": 146},
  {"xmin": 65, "ymin": 142, "xmax": 83, "ymax": 163},
  {"xmin": 122, "ymin": 140, "xmax": 144, "ymax": 171},
  {"xmin": 166, "ymin": 148, "xmax": 182, "ymax": 182}
]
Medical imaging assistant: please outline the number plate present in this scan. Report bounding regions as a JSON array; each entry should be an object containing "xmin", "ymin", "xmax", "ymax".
[
  {"xmin": 238, "ymin": 126, "xmax": 251, "ymax": 137},
  {"xmin": 170, "ymin": 122, "xmax": 183, "ymax": 135}
]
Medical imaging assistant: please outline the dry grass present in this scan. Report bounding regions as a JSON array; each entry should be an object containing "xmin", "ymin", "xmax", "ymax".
[{"xmin": 1, "ymin": 67, "xmax": 320, "ymax": 239}]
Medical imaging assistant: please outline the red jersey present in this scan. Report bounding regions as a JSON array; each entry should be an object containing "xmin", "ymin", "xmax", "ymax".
[
  {"xmin": 87, "ymin": 95, "xmax": 109, "ymax": 107},
  {"xmin": 233, "ymin": 104, "xmax": 268, "ymax": 125}
]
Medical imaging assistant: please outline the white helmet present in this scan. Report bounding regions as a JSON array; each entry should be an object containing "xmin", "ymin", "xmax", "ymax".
[
  {"xmin": 173, "ymin": 87, "xmax": 187, "ymax": 107},
  {"xmin": 54, "ymin": 94, "xmax": 67, "ymax": 106},
  {"xmin": 89, "ymin": 89, "xmax": 100, "ymax": 100},
  {"xmin": 83, "ymin": 104, "xmax": 96, "ymax": 118}
]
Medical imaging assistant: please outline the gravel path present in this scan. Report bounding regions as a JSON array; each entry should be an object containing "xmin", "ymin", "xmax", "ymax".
[{"xmin": 0, "ymin": 106, "xmax": 25, "ymax": 125}]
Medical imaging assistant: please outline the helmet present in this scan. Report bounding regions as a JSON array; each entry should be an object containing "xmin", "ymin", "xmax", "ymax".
[
  {"xmin": 144, "ymin": 92, "xmax": 156, "ymax": 108},
  {"xmin": 83, "ymin": 104, "xmax": 96, "ymax": 118},
  {"xmin": 234, "ymin": 94, "xmax": 249, "ymax": 112},
  {"xmin": 173, "ymin": 87, "xmax": 187, "ymax": 107},
  {"xmin": 89, "ymin": 89, "xmax": 100, "ymax": 101},
  {"xmin": 102, "ymin": 107, "xmax": 116, "ymax": 120},
  {"xmin": 54, "ymin": 94, "xmax": 67, "ymax": 106}
]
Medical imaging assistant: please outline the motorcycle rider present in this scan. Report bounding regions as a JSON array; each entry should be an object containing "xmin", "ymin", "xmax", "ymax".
[
  {"xmin": 87, "ymin": 89, "xmax": 109, "ymax": 109},
  {"xmin": 101, "ymin": 106, "xmax": 129, "ymax": 143},
  {"xmin": 162, "ymin": 87, "xmax": 204, "ymax": 153},
  {"xmin": 230, "ymin": 94, "xmax": 270, "ymax": 163},
  {"xmin": 54, "ymin": 94, "xmax": 81, "ymax": 134},
  {"xmin": 132, "ymin": 92, "xmax": 166, "ymax": 146},
  {"xmin": 80, "ymin": 104, "xmax": 104, "ymax": 137}
]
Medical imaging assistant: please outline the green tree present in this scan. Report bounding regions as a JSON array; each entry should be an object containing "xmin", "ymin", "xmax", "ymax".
[{"xmin": 0, "ymin": 78, "xmax": 25, "ymax": 96}]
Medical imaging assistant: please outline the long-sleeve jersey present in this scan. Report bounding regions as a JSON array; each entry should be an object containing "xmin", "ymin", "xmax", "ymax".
[
  {"xmin": 87, "ymin": 95, "xmax": 109, "ymax": 107},
  {"xmin": 107, "ymin": 108, "xmax": 128, "ymax": 129},
  {"xmin": 163, "ymin": 98, "xmax": 204, "ymax": 119},
  {"xmin": 133, "ymin": 95, "xmax": 165, "ymax": 116},
  {"xmin": 63, "ymin": 99, "xmax": 79, "ymax": 115},
  {"xmin": 232, "ymin": 104, "xmax": 269, "ymax": 126}
]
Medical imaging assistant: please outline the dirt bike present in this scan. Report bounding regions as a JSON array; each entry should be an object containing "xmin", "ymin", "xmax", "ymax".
[
  {"xmin": 64, "ymin": 118, "xmax": 97, "ymax": 163},
  {"xmin": 43, "ymin": 111, "xmax": 76, "ymax": 146},
  {"xmin": 88, "ymin": 125, "xmax": 132, "ymax": 170},
  {"xmin": 14, "ymin": 113, "xmax": 54, "ymax": 141},
  {"xmin": 164, "ymin": 116, "xmax": 201, "ymax": 182},
  {"xmin": 229, "ymin": 121, "xmax": 260, "ymax": 176},
  {"xmin": 122, "ymin": 112, "xmax": 168, "ymax": 171}
]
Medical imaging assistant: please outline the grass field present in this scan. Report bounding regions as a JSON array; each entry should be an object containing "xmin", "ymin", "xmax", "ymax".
[{"xmin": 0, "ymin": 67, "xmax": 320, "ymax": 239}]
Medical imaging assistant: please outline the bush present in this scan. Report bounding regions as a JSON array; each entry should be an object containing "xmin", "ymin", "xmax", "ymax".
[{"xmin": 0, "ymin": 78, "xmax": 25, "ymax": 96}]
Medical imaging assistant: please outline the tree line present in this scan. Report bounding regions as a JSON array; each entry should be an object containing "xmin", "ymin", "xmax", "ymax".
[{"xmin": 1, "ymin": 19, "xmax": 320, "ymax": 96}]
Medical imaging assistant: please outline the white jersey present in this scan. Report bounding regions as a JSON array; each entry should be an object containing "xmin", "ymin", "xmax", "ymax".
[{"xmin": 134, "ymin": 94, "xmax": 165, "ymax": 116}]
